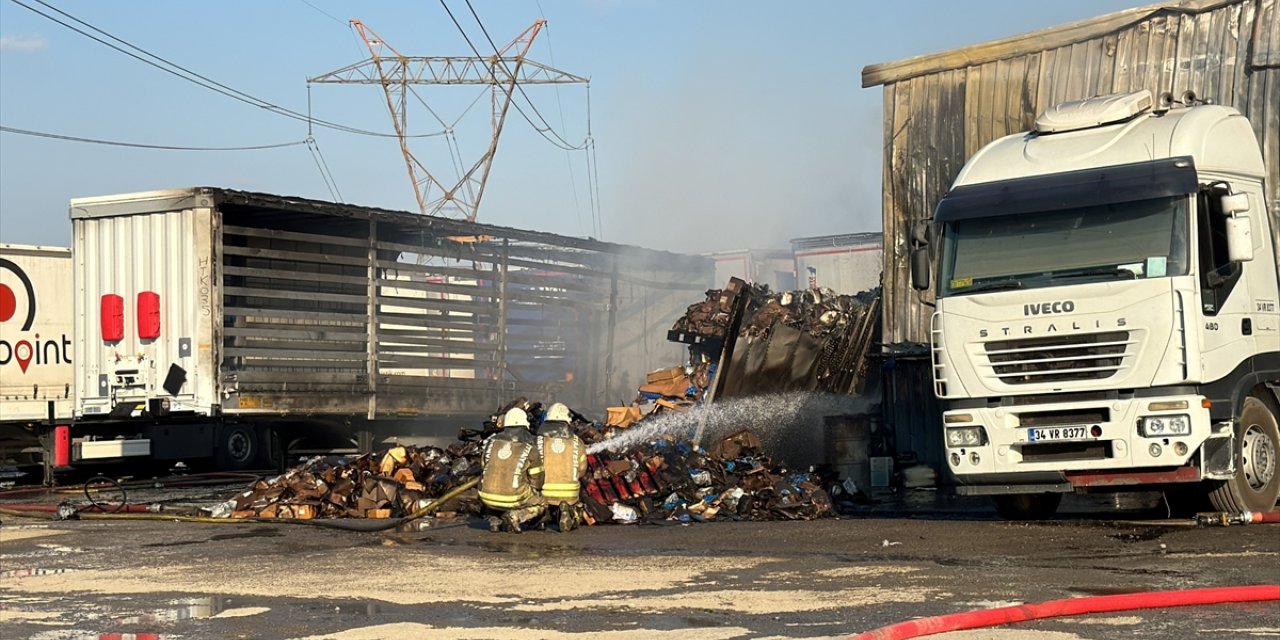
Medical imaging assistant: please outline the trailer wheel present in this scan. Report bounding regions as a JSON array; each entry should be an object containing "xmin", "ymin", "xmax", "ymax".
[
  {"xmin": 215, "ymin": 424, "xmax": 259, "ymax": 471},
  {"xmin": 1209, "ymin": 392, "xmax": 1280, "ymax": 513},
  {"xmin": 993, "ymin": 493, "xmax": 1062, "ymax": 520}
]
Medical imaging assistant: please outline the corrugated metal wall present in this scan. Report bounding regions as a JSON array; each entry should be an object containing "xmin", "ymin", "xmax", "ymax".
[{"xmin": 869, "ymin": 0, "xmax": 1279, "ymax": 344}]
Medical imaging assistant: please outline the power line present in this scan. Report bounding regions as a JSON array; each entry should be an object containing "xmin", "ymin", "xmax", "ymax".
[
  {"xmin": 436, "ymin": 0, "xmax": 586, "ymax": 152},
  {"xmin": 534, "ymin": 1, "xmax": 586, "ymax": 236},
  {"xmin": 448, "ymin": 0, "xmax": 603, "ymax": 237},
  {"xmin": 589, "ymin": 136, "xmax": 603, "ymax": 239},
  {"xmin": 296, "ymin": 0, "xmax": 346, "ymax": 27},
  {"xmin": 585, "ymin": 84, "xmax": 603, "ymax": 238},
  {"xmin": 8, "ymin": 0, "xmax": 442, "ymax": 139},
  {"xmin": 462, "ymin": 0, "xmax": 588, "ymax": 151},
  {"xmin": 306, "ymin": 137, "xmax": 343, "ymax": 200},
  {"xmin": 0, "ymin": 125, "xmax": 308, "ymax": 151}
]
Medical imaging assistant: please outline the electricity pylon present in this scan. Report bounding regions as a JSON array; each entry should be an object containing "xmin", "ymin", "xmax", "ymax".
[{"xmin": 309, "ymin": 19, "xmax": 589, "ymax": 222}]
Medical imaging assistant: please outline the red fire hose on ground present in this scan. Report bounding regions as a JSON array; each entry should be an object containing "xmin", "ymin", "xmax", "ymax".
[
  {"xmin": 1196, "ymin": 510, "xmax": 1280, "ymax": 526},
  {"xmin": 850, "ymin": 584, "xmax": 1280, "ymax": 640}
]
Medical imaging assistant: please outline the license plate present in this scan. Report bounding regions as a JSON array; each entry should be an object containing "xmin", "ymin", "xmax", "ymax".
[{"xmin": 1027, "ymin": 426, "xmax": 1091, "ymax": 442}]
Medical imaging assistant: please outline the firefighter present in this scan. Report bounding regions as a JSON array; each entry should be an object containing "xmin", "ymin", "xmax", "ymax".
[
  {"xmin": 479, "ymin": 407, "xmax": 546, "ymax": 533},
  {"xmin": 537, "ymin": 402, "xmax": 589, "ymax": 532}
]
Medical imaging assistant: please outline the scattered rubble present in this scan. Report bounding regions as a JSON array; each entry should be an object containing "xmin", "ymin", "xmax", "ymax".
[
  {"xmin": 577, "ymin": 426, "xmax": 834, "ymax": 524},
  {"xmin": 210, "ymin": 416, "xmax": 836, "ymax": 525},
  {"xmin": 211, "ymin": 281, "xmax": 882, "ymax": 525},
  {"xmin": 208, "ymin": 443, "xmax": 482, "ymax": 520}
]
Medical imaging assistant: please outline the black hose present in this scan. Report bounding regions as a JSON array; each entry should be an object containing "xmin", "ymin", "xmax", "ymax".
[{"xmin": 82, "ymin": 475, "xmax": 126, "ymax": 513}]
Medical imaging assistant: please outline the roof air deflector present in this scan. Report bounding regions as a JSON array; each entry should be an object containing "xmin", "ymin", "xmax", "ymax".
[{"xmin": 1034, "ymin": 90, "xmax": 1153, "ymax": 134}]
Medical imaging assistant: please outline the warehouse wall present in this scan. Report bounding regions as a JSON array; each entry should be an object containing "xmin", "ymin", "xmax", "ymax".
[{"xmin": 865, "ymin": 0, "xmax": 1279, "ymax": 344}]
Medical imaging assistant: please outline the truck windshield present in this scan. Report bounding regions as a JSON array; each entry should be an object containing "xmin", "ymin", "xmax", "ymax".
[{"xmin": 938, "ymin": 195, "xmax": 1190, "ymax": 297}]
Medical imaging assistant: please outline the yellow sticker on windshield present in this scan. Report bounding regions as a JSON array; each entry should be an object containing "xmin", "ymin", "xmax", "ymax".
[{"xmin": 950, "ymin": 277, "xmax": 973, "ymax": 289}]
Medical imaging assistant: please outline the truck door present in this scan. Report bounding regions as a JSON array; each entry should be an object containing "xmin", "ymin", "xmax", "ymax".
[{"xmin": 1195, "ymin": 185, "xmax": 1257, "ymax": 382}]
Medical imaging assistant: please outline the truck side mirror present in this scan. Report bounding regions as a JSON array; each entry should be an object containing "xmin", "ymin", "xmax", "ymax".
[
  {"xmin": 1220, "ymin": 193, "xmax": 1250, "ymax": 215},
  {"xmin": 1225, "ymin": 216, "xmax": 1254, "ymax": 263},
  {"xmin": 911, "ymin": 247, "xmax": 931, "ymax": 291},
  {"xmin": 911, "ymin": 221, "xmax": 932, "ymax": 246}
]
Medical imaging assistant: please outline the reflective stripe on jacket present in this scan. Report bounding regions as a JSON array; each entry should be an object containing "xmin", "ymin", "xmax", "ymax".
[
  {"xmin": 480, "ymin": 432, "xmax": 542, "ymax": 510},
  {"xmin": 537, "ymin": 433, "xmax": 587, "ymax": 503}
]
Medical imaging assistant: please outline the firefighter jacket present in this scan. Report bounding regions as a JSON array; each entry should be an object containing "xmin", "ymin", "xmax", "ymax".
[
  {"xmin": 479, "ymin": 428, "xmax": 543, "ymax": 511},
  {"xmin": 536, "ymin": 421, "xmax": 588, "ymax": 504}
]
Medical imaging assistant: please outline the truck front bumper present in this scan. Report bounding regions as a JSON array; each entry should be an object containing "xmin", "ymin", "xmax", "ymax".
[{"xmin": 945, "ymin": 392, "xmax": 1228, "ymax": 491}]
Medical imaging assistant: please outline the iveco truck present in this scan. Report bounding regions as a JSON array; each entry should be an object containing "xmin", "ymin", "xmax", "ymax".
[{"xmin": 912, "ymin": 90, "xmax": 1279, "ymax": 518}]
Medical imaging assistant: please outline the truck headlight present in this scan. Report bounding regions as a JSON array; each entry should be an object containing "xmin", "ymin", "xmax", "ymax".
[
  {"xmin": 946, "ymin": 426, "xmax": 987, "ymax": 448},
  {"xmin": 1139, "ymin": 415, "xmax": 1190, "ymax": 437}
]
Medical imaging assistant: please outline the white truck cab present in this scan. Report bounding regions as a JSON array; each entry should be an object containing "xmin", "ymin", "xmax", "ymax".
[{"xmin": 913, "ymin": 90, "xmax": 1280, "ymax": 518}]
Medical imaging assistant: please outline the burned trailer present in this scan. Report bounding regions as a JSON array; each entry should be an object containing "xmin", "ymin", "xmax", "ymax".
[{"xmin": 69, "ymin": 187, "xmax": 707, "ymax": 468}]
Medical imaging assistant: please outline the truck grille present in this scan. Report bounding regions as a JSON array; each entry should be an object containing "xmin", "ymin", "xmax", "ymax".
[{"xmin": 983, "ymin": 331, "xmax": 1130, "ymax": 385}]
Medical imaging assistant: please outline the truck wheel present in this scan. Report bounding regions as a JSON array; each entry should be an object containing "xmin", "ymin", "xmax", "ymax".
[
  {"xmin": 215, "ymin": 424, "xmax": 259, "ymax": 471},
  {"xmin": 1208, "ymin": 393, "xmax": 1280, "ymax": 513},
  {"xmin": 993, "ymin": 493, "xmax": 1062, "ymax": 520}
]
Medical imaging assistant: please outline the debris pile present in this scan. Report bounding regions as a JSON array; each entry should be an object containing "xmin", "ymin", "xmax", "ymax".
[
  {"xmin": 577, "ymin": 426, "xmax": 833, "ymax": 524},
  {"xmin": 671, "ymin": 280, "xmax": 878, "ymax": 344},
  {"xmin": 210, "ymin": 407, "xmax": 836, "ymax": 525},
  {"xmin": 669, "ymin": 281, "xmax": 881, "ymax": 397},
  {"xmin": 209, "ymin": 444, "xmax": 482, "ymax": 520},
  {"xmin": 209, "ymin": 278, "xmax": 879, "ymax": 525},
  {"xmin": 741, "ymin": 286, "xmax": 879, "ymax": 341},
  {"xmin": 668, "ymin": 282, "xmax": 756, "ymax": 338}
]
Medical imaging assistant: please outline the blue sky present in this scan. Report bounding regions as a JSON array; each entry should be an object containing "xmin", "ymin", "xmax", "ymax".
[{"xmin": 0, "ymin": 0, "xmax": 1148, "ymax": 253}]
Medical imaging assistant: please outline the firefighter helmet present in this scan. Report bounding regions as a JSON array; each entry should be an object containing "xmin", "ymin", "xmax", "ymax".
[
  {"xmin": 546, "ymin": 402, "xmax": 572, "ymax": 423},
  {"xmin": 502, "ymin": 407, "xmax": 531, "ymax": 429}
]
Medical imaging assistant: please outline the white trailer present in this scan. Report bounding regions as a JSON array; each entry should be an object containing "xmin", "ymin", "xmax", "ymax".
[
  {"xmin": 0, "ymin": 244, "xmax": 73, "ymax": 465},
  {"xmin": 709, "ymin": 249, "xmax": 796, "ymax": 292},
  {"xmin": 791, "ymin": 233, "xmax": 883, "ymax": 295},
  {"xmin": 913, "ymin": 91, "xmax": 1280, "ymax": 518},
  {"xmin": 66, "ymin": 187, "xmax": 707, "ymax": 469}
]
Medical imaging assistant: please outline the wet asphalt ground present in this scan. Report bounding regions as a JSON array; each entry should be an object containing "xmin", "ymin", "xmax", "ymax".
[{"xmin": 1, "ymin": 486, "xmax": 1278, "ymax": 640}]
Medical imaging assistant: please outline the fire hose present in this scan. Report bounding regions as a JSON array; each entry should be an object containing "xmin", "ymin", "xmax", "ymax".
[
  {"xmin": 849, "ymin": 584, "xmax": 1280, "ymax": 640},
  {"xmin": 0, "ymin": 471, "xmax": 263, "ymax": 499},
  {"xmin": 1196, "ymin": 510, "xmax": 1280, "ymax": 526},
  {"xmin": 0, "ymin": 477, "xmax": 480, "ymax": 532}
]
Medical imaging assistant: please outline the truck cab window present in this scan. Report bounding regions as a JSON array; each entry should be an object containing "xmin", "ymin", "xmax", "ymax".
[
  {"xmin": 1196, "ymin": 187, "xmax": 1242, "ymax": 315},
  {"xmin": 937, "ymin": 195, "xmax": 1190, "ymax": 297}
]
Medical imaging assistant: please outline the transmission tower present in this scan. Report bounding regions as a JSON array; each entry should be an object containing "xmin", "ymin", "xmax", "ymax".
[{"xmin": 309, "ymin": 19, "xmax": 589, "ymax": 222}]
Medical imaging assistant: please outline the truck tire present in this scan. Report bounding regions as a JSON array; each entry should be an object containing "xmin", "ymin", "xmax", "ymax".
[
  {"xmin": 1208, "ymin": 392, "xmax": 1280, "ymax": 514},
  {"xmin": 993, "ymin": 493, "xmax": 1062, "ymax": 520},
  {"xmin": 214, "ymin": 424, "xmax": 259, "ymax": 471}
]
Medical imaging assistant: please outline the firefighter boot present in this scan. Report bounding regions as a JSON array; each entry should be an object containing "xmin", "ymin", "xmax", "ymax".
[
  {"xmin": 502, "ymin": 510, "xmax": 523, "ymax": 534},
  {"xmin": 559, "ymin": 503, "xmax": 578, "ymax": 532}
]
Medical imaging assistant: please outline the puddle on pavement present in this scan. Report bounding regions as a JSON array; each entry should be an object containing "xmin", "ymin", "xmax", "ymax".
[
  {"xmin": 208, "ymin": 527, "xmax": 285, "ymax": 541},
  {"xmin": 111, "ymin": 596, "xmax": 236, "ymax": 625},
  {"xmin": 1108, "ymin": 527, "xmax": 1172, "ymax": 543},
  {"xmin": 18, "ymin": 594, "xmax": 387, "ymax": 640}
]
